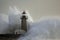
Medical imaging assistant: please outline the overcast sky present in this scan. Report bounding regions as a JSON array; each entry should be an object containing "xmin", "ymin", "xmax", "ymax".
[{"xmin": 0, "ymin": 0, "xmax": 60, "ymax": 21}]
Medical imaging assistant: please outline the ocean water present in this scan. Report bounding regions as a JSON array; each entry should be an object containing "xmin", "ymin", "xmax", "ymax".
[{"xmin": 18, "ymin": 18, "xmax": 60, "ymax": 40}]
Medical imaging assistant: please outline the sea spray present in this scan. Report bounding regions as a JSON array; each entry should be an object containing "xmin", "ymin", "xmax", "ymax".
[
  {"xmin": 0, "ymin": 14, "xmax": 9, "ymax": 34},
  {"xmin": 18, "ymin": 17, "xmax": 60, "ymax": 40},
  {"xmin": 8, "ymin": 6, "xmax": 33, "ymax": 33}
]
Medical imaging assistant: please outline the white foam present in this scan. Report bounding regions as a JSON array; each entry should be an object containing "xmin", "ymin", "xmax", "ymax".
[{"xmin": 18, "ymin": 17, "xmax": 60, "ymax": 40}]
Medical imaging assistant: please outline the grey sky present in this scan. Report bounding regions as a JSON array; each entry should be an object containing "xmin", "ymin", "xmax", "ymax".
[{"xmin": 0, "ymin": 0, "xmax": 60, "ymax": 21}]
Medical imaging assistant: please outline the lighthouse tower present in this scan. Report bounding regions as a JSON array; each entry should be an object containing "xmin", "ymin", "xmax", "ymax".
[{"xmin": 21, "ymin": 11, "xmax": 27, "ymax": 32}]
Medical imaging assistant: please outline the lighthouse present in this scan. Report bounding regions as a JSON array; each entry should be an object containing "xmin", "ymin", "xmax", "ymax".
[{"xmin": 21, "ymin": 11, "xmax": 27, "ymax": 32}]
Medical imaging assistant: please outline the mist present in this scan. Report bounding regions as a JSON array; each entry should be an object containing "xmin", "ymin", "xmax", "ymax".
[{"xmin": 18, "ymin": 17, "xmax": 60, "ymax": 40}]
